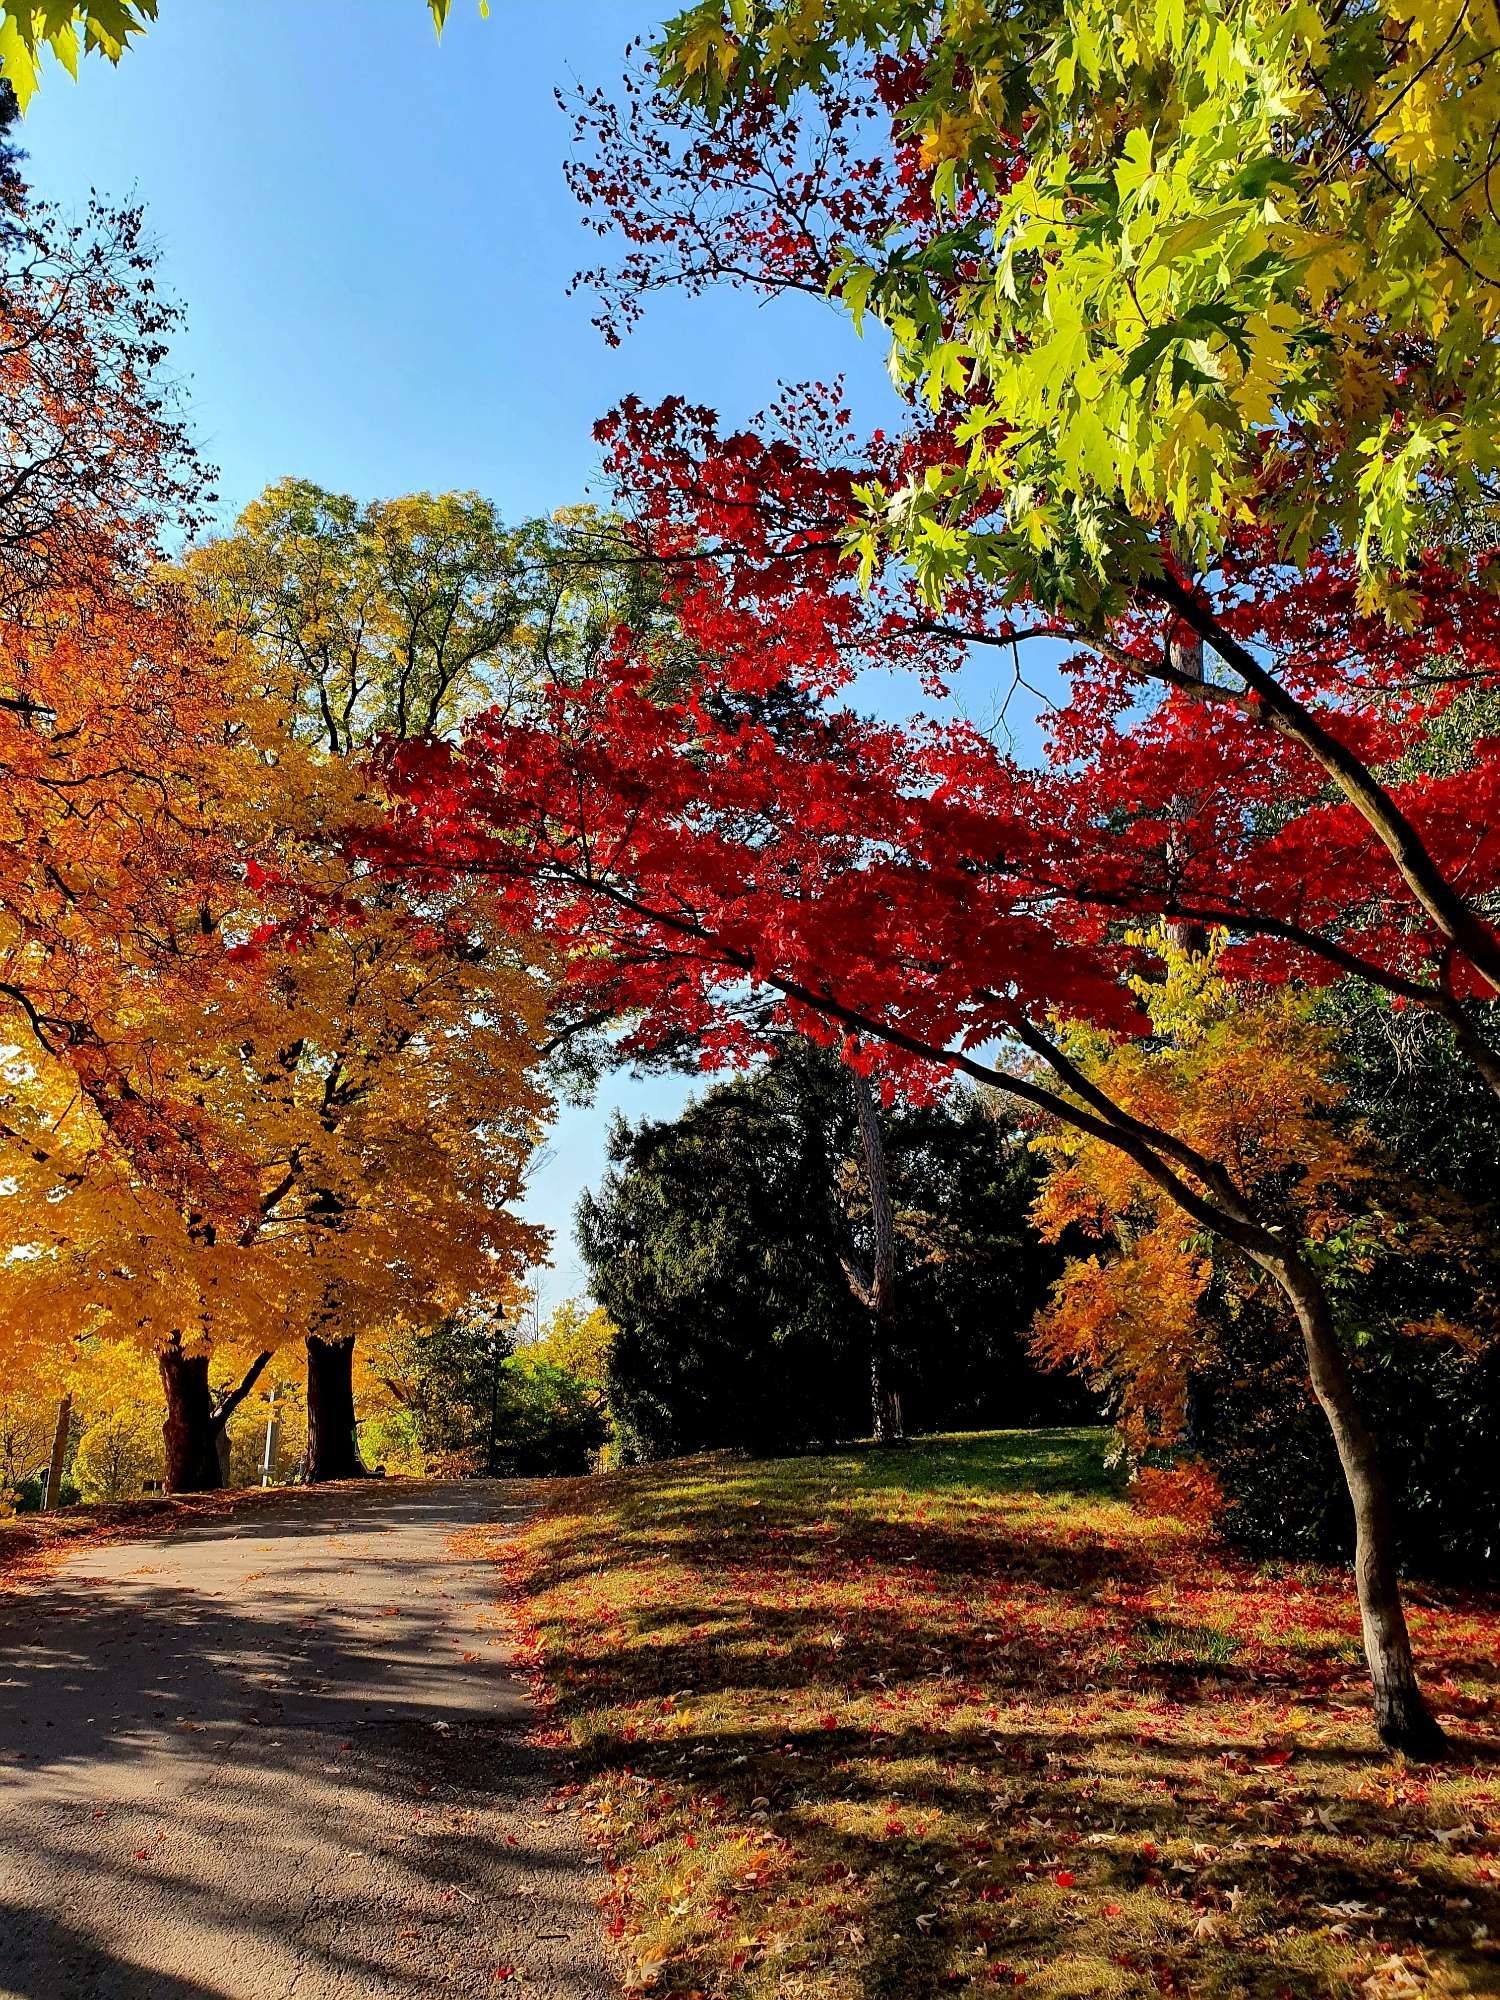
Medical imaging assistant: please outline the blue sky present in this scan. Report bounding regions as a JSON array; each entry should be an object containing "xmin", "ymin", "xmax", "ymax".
[{"xmin": 18, "ymin": 2, "xmax": 1036, "ymax": 1316}]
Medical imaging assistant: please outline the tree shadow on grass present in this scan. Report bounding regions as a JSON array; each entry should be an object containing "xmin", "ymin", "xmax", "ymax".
[{"xmin": 518, "ymin": 1430, "xmax": 1500, "ymax": 1999}]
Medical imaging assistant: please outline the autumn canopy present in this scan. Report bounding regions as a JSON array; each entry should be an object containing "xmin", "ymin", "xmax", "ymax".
[{"xmin": 3, "ymin": 0, "xmax": 1500, "ymax": 1792}]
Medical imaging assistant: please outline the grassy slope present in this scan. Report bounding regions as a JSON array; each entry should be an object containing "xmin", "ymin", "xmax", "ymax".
[{"xmin": 499, "ymin": 1429, "xmax": 1500, "ymax": 1999}]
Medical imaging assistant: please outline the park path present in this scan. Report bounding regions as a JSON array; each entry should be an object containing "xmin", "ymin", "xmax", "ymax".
[{"xmin": 0, "ymin": 1482, "xmax": 618, "ymax": 2000}]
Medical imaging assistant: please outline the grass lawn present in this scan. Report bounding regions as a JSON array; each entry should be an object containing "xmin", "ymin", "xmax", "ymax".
[{"xmin": 494, "ymin": 1428, "xmax": 1500, "ymax": 1999}]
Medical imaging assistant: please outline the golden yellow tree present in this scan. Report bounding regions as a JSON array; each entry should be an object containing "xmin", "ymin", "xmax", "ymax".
[{"xmin": 0, "ymin": 600, "xmax": 553, "ymax": 1492}]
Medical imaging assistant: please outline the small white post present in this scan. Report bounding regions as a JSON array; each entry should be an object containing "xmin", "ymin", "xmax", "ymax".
[{"xmin": 260, "ymin": 1385, "xmax": 280, "ymax": 1487}]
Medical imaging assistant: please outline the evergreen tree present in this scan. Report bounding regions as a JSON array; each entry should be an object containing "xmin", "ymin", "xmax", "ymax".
[{"xmin": 579, "ymin": 1043, "xmax": 1083, "ymax": 1460}]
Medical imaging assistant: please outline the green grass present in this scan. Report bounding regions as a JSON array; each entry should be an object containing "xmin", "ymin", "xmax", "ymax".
[
  {"xmin": 491, "ymin": 1428, "xmax": 1500, "ymax": 2000},
  {"xmin": 1133, "ymin": 1618, "xmax": 1241, "ymax": 1671}
]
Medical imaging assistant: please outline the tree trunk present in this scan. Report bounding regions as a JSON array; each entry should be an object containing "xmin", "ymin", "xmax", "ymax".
[
  {"xmin": 1265, "ymin": 1249, "xmax": 1448, "ymax": 1758},
  {"xmin": 41, "ymin": 1395, "xmax": 71, "ymax": 1510},
  {"xmin": 159, "ymin": 1340, "xmax": 223, "ymax": 1494},
  {"xmin": 869, "ymin": 1349, "xmax": 903, "ymax": 1444},
  {"xmin": 849, "ymin": 1068, "xmax": 905, "ymax": 1443},
  {"xmin": 305, "ymin": 1332, "xmax": 368, "ymax": 1482}
]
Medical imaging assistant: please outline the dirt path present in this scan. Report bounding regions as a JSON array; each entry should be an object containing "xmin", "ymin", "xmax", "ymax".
[{"xmin": 0, "ymin": 1481, "xmax": 618, "ymax": 2000}]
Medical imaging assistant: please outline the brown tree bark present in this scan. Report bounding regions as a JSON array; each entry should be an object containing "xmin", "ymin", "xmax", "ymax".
[
  {"xmin": 304, "ymin": 1332, "xmax": 369, "ymax": 1482},
  {"xmin": 41, "ymin": 1395, "xmax": 71, "ymax": 1510},
  {"xmin": 159, "ymin": 1338, "xmax": 221, "ymax": 1493},
  {"xmin": 158, "ymin": 1341, "xmax": 272, "ymax": 1495},
  {"xmin": 1261, "ymin": 1247, "xmax": 1449, "ymax": 1758}
]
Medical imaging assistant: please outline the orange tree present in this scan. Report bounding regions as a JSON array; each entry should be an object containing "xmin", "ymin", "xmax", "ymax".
[
  {"xmin": 0, "ymin": 178, "xmax": 553, "ymax": 1489},
  {"xmin": 0, "ymin": 629, "xmax": 553, "ymax": 1490},
  {"xmin": 183, "ymin": 481, "xmax": 572, "ymax": 1478},
  {"xmin": 1029, "ymin": 931, "xmax": 1457, "ymax": 1446}
]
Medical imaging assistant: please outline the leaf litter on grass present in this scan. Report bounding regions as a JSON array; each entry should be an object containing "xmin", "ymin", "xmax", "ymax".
[{"xmin": 485, "ymin": 1430, "xmax": 1500, "ymax": 1999}]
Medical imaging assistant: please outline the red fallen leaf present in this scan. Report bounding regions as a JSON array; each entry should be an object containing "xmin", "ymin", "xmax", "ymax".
[
  {"xmin": 491, "ymin": 1970, "xmax": 515, "ymax": 1984},
  {"xmin": 1257, "ymin": 1749, "xmax": 1294, "ymax": 1767},
  {"xmin": 1104, "ymin": 1902, "xmax": 1122, "ymax": 1917},
  {"xmin": 133, "ymin": 1849, "xmax": 150, "ymax": 1861},
  {"xmin": 463, "ymin": 1651, "xmax": 481, "ymax": 1663},
  {"xmin": 819, "ymin": 1714, "xmax": 839, "ymax": 1730},
  {"xmin": 1054, "ymin": 1870, "xmax": 1075, "ymax": 1889}
]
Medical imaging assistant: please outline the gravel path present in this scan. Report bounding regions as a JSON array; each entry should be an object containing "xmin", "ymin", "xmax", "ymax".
[{"xmin": 0, "ymin": 1481, "xmax": 618, "ymax": 2000}]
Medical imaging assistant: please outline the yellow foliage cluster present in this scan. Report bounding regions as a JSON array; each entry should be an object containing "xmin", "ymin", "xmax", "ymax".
[
  {"xmin": 0, "ymin": 489, "xmax": 560, "ymax": 1469},
  {"xmin": 532, "ymin": 1297, "xmax": 617, "ymax": 1400},
  {"xmin": 664, "ymin": 0, "xmax": 1500, "ymax": 604}
]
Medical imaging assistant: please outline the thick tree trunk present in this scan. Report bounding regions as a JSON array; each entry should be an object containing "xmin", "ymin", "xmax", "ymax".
[
  {"xmin": 305, "ymin": 1332, "xmax": 368, "ymax": 1482},
  {"xmin": 158, "ymin": 1343, "xmax": 271, "ymax": 1495},
  {"xmin": 159, "ymin": 1340, "xmax": 223, "ymax": 1494},
  {"xmin": 1266, "ymin": 1250, "xmax": 1448, "ymax": 1758},
  {"xmin": 41, "ymin": 1395, "xmax": 71, "ymax": 1510}
]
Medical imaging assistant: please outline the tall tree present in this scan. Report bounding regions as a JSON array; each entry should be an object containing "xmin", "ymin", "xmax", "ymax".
[
  {"xmin": 377, "ymin": 567, "xmax": 1453, "ymax": 1752},
  {"xmin": 186, "ymin": 482, "xmax": 564, "ymax": 1476}
]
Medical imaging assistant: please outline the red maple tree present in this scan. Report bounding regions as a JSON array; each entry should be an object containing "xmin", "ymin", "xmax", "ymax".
[
  {"xmin": 358, "ymin": 40, "xmax": 1500, "ymax": 1760},
  {"xmin": 367, "ymin": 388, "xmax": 1476, "ymax": 1756}
]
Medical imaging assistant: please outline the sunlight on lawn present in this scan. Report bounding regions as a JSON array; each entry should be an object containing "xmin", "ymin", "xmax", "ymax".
[{"xmin": 487, "ymin": 1429, "xmax": 1500, "ymax": 2000}]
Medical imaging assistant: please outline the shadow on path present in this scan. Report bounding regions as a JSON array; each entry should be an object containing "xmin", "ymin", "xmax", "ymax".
[{"xmin": 0, "ymin": 1481, "xmax": 617, "ymax": 2000}]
